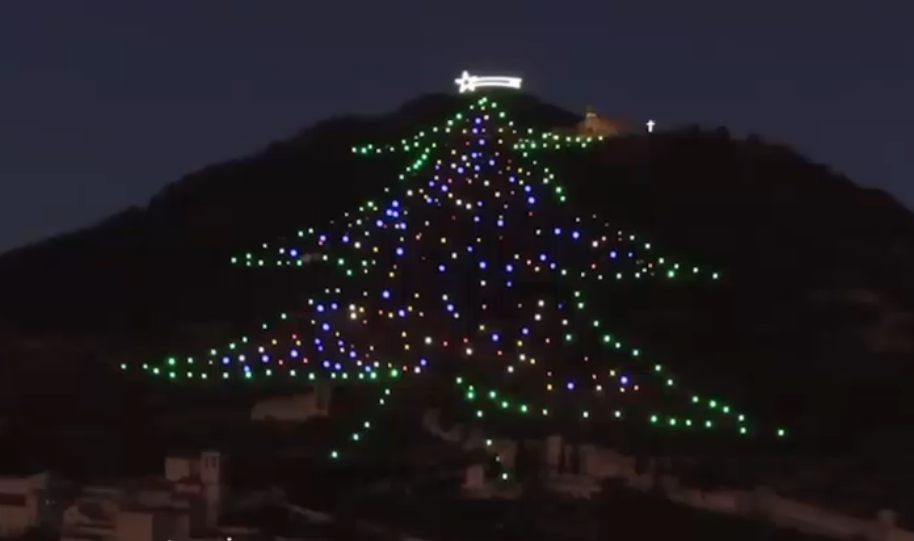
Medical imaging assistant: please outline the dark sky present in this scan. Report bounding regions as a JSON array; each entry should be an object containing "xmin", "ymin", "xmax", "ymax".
[{"xmin": 1, "ymin": 2, "xmax": 911, "ymax": 254}]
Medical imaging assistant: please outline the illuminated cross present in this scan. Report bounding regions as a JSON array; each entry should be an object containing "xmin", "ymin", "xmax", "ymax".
[{"xmin": 646, "ymin": 120, "xmax": 656, "ymax": 133}]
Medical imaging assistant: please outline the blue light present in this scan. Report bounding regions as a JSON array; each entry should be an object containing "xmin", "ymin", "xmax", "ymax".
[
  {"xmin": 382, "ymin": 290, "xmax": 391, "ymax": 299},
  {"xmin": 527, "ymin": 196, "xmax": 536, "ymax": 204},
  {"xmin": 479, "ymin": 261, "xmax": 487, "ymax": 270}
]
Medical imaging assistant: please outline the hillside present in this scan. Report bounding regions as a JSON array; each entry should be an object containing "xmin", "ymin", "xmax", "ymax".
[
  {"xmin": 1, "ymin": 92, "xmax": 911, "ymax": 422},
  {"xmin": 1, "ymin": 91, "xmax": 914, "ymax": 521}
]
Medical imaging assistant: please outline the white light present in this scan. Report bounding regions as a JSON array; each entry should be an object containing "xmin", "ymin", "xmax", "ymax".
[
  {"xmin": 455, "ymin": 71, "xmax": 523, "ymax": 93},
  {"xmin": 646, "ymin": 119, "xmax": 656, "ymax": 133}
]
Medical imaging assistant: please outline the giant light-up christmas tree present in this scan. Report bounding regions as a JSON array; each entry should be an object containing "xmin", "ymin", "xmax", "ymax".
[{"xmin": 126, "ymin": 73, "xmax": 788, "ymax": 460}]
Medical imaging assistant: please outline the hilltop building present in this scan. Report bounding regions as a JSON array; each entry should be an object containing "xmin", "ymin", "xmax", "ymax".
[{"xmin": 553, "ymin": 106, "xmax": 632, "ymax": 137}]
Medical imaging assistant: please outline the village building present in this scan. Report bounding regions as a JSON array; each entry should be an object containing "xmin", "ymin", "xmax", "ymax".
[
  {"xmin": 250, "ymin": 385, "xmax": 332, "ymax": 422},
  {"xmin": 60, "ymin": 450, "xmax": 225, "ymax": 541},
  {"xmin": 0, "ymin": 471, "xmax": 66, "ymax": 537}
]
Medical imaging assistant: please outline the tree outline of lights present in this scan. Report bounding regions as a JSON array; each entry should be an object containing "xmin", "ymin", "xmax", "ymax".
[
  {"xmin": 455, "ymin": 71, "xmax": 523, "ymax": 93},
  {"xmin": 136, "ymin": 95, "xmax": 790, "ymax": 454}
]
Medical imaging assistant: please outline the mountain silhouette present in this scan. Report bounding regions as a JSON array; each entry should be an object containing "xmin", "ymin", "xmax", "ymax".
[{"xmin": 1, "ymin": 91, "xmax": 913, "ymax": 520}]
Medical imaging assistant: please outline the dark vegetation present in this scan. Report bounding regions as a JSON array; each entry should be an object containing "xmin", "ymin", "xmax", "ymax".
[
  {"xmin": 269, "ymin": 434, "xmax": 840, "ymax": 541},
  {"xmin": 312, "ymin": 484, "xmax": 838, "ymax": 541},
  {"xmin": 1, "ymin": 89, "xmax": 913, "ymax": 522}
]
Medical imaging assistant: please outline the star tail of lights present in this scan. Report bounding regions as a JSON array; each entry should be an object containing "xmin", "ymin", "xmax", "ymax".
[{"xmin": 129, "ymin": 94, "xmax": 788, "ymax": 447}]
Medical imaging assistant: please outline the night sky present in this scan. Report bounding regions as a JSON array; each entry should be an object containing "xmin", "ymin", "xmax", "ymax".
[{"xmin": 1, "ymin": 1, "xmax": 911, "ymax": 254}]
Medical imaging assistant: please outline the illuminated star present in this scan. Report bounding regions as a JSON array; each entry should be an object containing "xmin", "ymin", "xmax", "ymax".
[
  {"xmin": 455, "ymin": 71, "xmax": 475, "ymax": 93},
  {"xmin": 646, "ymin": 120, "xmax": 656, "ymax": 133}
]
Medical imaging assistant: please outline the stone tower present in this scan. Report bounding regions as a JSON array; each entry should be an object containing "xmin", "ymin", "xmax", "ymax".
[{"xmin": 199, "ymin": 451, "xmax": 224, "ymax": 529}]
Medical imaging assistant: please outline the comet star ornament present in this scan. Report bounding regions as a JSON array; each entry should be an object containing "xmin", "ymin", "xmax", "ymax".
[{"xmin": 455, "ymin": 71, "xmax": 523, "ymax": 93}]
